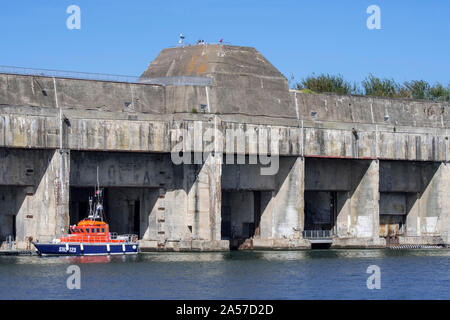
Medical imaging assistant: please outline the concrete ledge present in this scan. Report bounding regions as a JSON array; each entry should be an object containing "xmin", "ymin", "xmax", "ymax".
[
  {"xmin": 139, "ymin": 240, "xmax": 229, "ymax": 252},
  {"xmin": 253, "ymin": 238, "xmax": 311, "ymax": 250},
  {"xmin": 138, "ymin": 240, "xmax": 158, "ymax": 251},
  {"xmin": 191, "ymin": 240, "xmax": 229, "ymax": 251},
  {"xmin": 398, "ymin": 236, "xmax": 447, "ymax": 246},
  {"xmin": 331, "ymin": 237, "xmax": 384, "ymax": 249},
  {"xmin": 332, "ymin": 236, "xmax": 447, "ymax": 248}
]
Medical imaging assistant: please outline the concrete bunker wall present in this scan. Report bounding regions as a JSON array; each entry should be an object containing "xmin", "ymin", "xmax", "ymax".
[
  {"xmin": 69, "ymin": 187, "xmax": 154, "ymax": 238},
  {"xmin": 379, "ymin": 160, "xmax": 449, "ymax": 245},
  {"xmin": 0, "ymin": 148, "xmax": 69, "ymax": 249},
  {"xmin": 0, "ymin": 74, "xmax": 165, "ymax": 114},
  {"xmin": 305, "ymin": 157, "xmax": 380, "ymax": 247},
  {"xmin": 1, "ymin": 43, "xmax": 449, "ymax": 251},
  {"xmin": 1, "ymin": 147, "xmax": 449, "ymax": 250},
  {"xmin": 69, "ymin": 151, "xmax": 227, "ymax": 251},
  {"xmin": 293, "ymin": 91, "xmax": 450, "ymax": 128},
  {"xmin": 221, "ymin": 157, "xmax": 308, "ymax": 250}
]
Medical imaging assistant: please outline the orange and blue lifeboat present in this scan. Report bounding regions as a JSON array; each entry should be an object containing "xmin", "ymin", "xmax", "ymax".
[
  {"xmin": 33, "ymin": 188, "xmax": 139, "ymax": 256},
  {"xmin": 33, "ymin": 219, "xmax": 138, "ymax": 255}
]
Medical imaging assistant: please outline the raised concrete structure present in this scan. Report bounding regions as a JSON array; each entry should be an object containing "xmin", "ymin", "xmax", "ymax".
[{"xmin": 0, "ymin": 44, "xmax": 449, "ymax": 251}]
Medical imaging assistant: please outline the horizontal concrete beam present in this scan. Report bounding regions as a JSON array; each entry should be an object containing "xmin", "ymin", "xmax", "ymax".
[
  {"xmin": 292, "ymin": 90, "xmax": 450, "ymax": 128},
  {"xmin": 0, "ymin": 105, "xmax": 448, "ymax": 161}
]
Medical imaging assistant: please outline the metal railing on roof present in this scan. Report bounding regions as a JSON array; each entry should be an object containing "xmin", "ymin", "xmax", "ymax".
[
  {"xmin": 139, "ymin": 76, "xmax": 212, "ymax": 86},
  {"xmin": 167, "ymin": 41, "xmax": 234, "ymax": 48},
  {"xmin": 0, "ymin": 65, "xmax": 212, "ymax": 87},
  {"xmin": 0, "ymin": 65, "xmax": 141, "ymax": 83}
]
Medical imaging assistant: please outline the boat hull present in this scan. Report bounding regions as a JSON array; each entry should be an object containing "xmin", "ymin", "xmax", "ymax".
[{"xmin": 33, "ymin": 242, "xmax": 139, "ymax": 256}]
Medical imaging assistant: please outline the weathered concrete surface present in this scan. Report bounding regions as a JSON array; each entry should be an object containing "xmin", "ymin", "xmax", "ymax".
[
  {"xmin": 333, "ymin": 160, "xmax": 381, "ymax": 247},
  {"xmin": 294, "ymin": 91, "xmax": 450, "ymax": 128},
  {"xmin": 305, "ymin": 158, "xmax": 381, "ymax": 248},
  {"xmin": 69, "ymin": 150, "xmax": 227, "ymax": 251},
  {"xmin": 14, "ymin": 150, "xmax": 69, "ymax": 249},
  {"xmin": 0, "ymin": 74, "xmax": 165, "ymax": 113},
  {"xmin": 1, "ymin": 103, "xmax": 447, "ymax": 165},
  {"xmin": 267, "ymin": 157, "xmax": 308, "ymax": 248},
  {"xmin": 141, "ymin": 45, "xmax": 292, "ymax": 117},
  {"xmin": 0, "ymin": 44, "xmax": 449, "ymax": 250},
  {"xmin": 222, "ymin": 157, "xmax": 309, "ymax": 249},
  {"xmin": 377, "ymin": 160, "xmax": 449, "ymax": 245}
]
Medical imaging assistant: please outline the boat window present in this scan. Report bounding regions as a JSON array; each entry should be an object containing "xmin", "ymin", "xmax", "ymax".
[
  {"xmin": 91, "ymin": 228, "xmax": 95, "ymax": 233},
  {"xmin": 75, "ymin": 228, "xmax": 79, "ymax": 233},
  {"xmin": 86, "ymin": 228, "xmax": 89, "ymax": 233},
  {"xmin": 80, "ymin": 228, "xmax": 84, "ymax": 233},
  {"xmin": 96, "ymin": 228, "xmax": 100, "ymax": 233},
  {"xmin": 101, "ymin": 228, "xmax": 105, "ymax": 233}
]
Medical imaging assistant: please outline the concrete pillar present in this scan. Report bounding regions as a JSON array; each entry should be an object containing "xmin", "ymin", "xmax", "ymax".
[
  {"xmin": 335, "ymin": 160, "xmax": 380, "ymax": 247},
  {"xmin": 141, "ymin": 152, "xmax": 226, "ymax": 251},
  {"xmin": 16, "ymin": 150, "xmax": 70, "ymax": 249},
  {"xmin": 440, "ymin": 163, "xmax": 450, "ymax": 245},
  {"xmin": 140, "ymin": 186, "xmax": 189, "ymax": 249},
  {"xmin": 140, "ymin": 152, "xmax": 225, "ymax": 251},
  {"xmin": 141, "ymin": 188, "xmax": 161, "ymax": 248},
  {"xmin": 352, "ymin": 160, "xmax": 380, "ymax": 243},
  {"xmin": 416, "ymin": 162, "xmax": 450, "ymax": 244},
  {"xmin": 405, "ymin": 192, "xmax": 421, "ymax": 237},
  {"xmin": 187, "ymin": 153, "xmax": 223, "ymax": 242},
  {"xmin": 255, "ymin": 156, "xmax": 308, "ymax": 248}
]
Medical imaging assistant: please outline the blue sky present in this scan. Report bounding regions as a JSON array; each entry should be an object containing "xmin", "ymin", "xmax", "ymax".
[{"xmin": 0, "ymin": 0, "xmax": 449, "ymax": 85}]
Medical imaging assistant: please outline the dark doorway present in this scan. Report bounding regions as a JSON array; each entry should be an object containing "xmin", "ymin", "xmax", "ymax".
[
  {"xmin": 221, "ymin": 192, "xmax": 232, "ymax": 240},
  {"xmin": 69, "ymin": 187, "xmax": 104, "ymax": 225},
  {"xmin": 304, "ymin": 191, "xmax": 337, "ymax": 232},
  {"xmin": 311, "ymin": 243, "xmax": 332, "ymax": 249},
  {"xmin": 133, "ymin": 200, "xmax": 140, "ymax": 235},
  {"xmin": 253, "ymin": 191, "xmax": 261, "ymax": 238},
  {"xmin": 0, "ymin": 186, "xmax": 26, "ymax": 242},
  {"xmin": 221, "ymin": 190, "xmax": 268, "ymax": 250},
  {"xmin": 12, "ymin": 215, "xmax": 16, "ymax": 239}
]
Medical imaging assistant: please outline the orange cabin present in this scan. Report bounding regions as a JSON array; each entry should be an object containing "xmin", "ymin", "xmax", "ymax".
[{"xmin": 59, "ymin": 219, "xmax": 127, "ymax": 243}]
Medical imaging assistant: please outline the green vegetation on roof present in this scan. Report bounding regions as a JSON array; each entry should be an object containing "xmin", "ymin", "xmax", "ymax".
[{"xmin": 295, "ymin": 73, "xmax": 450, "ymax": 102}]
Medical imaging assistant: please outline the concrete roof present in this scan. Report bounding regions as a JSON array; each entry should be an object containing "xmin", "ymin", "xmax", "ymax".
[
  {"xmin": 140, "ymin": 44, "xmax": 293, "ymax": 116},
  {"xmin": 140, "ymin": 44, "xmax": 287, "ymax": 81}
]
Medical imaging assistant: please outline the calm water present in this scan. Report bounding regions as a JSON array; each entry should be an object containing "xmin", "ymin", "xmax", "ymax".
[{"xmin": 0, "ymin": 249, "xmax": 449, "ymax": 300}]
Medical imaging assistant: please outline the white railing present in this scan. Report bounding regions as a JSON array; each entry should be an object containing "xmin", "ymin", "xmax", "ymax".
[
  {"xmin": 303, "ymin": 230, "xmax": 333, "ymax": 239},
  {"xmin": 116, "ymin": 234, "xmax": 139, "ymax": 243}
]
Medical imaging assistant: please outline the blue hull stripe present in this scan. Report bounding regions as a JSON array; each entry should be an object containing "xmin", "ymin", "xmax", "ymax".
[{"xmin": 33, "ymin": 243, "xmax": 138, "ymax": 255}]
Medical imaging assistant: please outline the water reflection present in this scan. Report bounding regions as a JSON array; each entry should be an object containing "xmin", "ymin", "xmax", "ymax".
[
  {"xmin": 67, "ymin": 255, "xmax": 112, "ymax": 264},
  {"xmin": 139, "ymin": 252, "xmax": 229, "ymax": 262},
  {"xmin": 224, "ymin": 248, "xmax": 449, "ymax": 261}
]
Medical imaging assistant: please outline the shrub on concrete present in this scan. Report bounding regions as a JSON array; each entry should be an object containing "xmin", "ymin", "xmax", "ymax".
[
  {"xmin": 295, "ymin": 73, "xmax": 449, "ymax": 101},
  {"xmin": 362, "ymin": 74, "xmax": 400, "ymax": 98},
  {"xmin": 296, "ymin": 73, "xmax": 355, "ymax": 95},
  {"xmin": 429, "ymin": 83, "xmax": 450, "ymax": 101}
]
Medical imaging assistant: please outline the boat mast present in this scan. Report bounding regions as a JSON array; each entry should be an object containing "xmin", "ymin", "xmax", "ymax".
[{"xmin": 87, "ymin": 165, "xmax": 105, "ymax": 222}]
